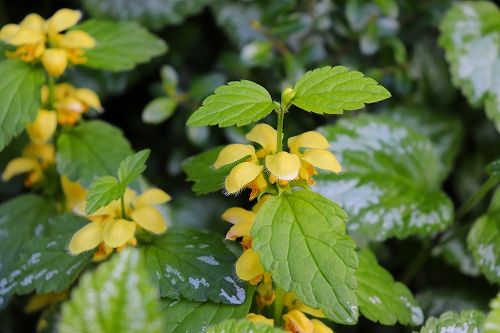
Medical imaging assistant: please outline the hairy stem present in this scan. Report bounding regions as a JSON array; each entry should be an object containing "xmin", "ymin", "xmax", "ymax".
[
  {"xmin": 120, "ymin": 195, "xmax": 128, "ymax": 219},
  {"xmin": 273, "ymin": 286, "xmax": 285, "ymax": 326},
  {"xmin": 276, "ymin": 108, "xmax": 285, "ymax": 153},
  {"xmin": 456, "ymin": 177, "xmax": 498, "ymax": 220},
  {"xmin": 47, "ymin": 75, "xmax": 56, "ymax": 109}
]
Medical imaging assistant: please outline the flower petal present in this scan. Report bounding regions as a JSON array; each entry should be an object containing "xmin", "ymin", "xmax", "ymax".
[
  {"xmin": 311, "ymin": 319, "xmax": 333, "ymax": 333},
  {"xmin": 129, "ymin": 206, "xmax": 167, "ymax": 234},
  {"xmin": 288, "ymin": 131, "xmax": 330, "ymax": 155},
  {"xmin": 214, "ymin": 144, "xmax": 255, "ymax": 168},
  {"xmin": 265, "ymin": 152, "xmax": 301, "ymax": 181},
  {"xmin": 26, "ymin": 109, "xmax": 57, "ymax": 144},
  {"xmin": 134, "ymin": 188, "xmax": 171, "ymax": 207},
  {"xmin": 23, "ymin": 143, "xmax": 55, "ymax": 165},
  {"xmin": 42, "ymin": 48, "xmax": 67, "ymax": 77},
  {"xmin": 2, "ymin": 157, "xmax": 38, "ymax": 181},
  {"xmin": 60, "ymin": 30, "xmax": 95, "ymax": 49},
  {"xmin": 102, "ymin": 219, "xmax": 136, "ymax": 248},
  {"xmin": 68, "ymin": 222, "xmax": 103, "ymax": 254},
  {"xmin": 61, "ymin": 176, "xmax": 86, "ymax": 212},
  {"xmin": 245, "ymin": 313, "xmax": 274, "ymax": 326},
  {"xmin": 20, "ymin": 14, "xmax": 45, "ymax": 31},
  {"xmin": 235, "ymin": 248, "xmax": 264, "ymax": 282},
  {"xmin": 0, "ymin": 24, "xmax": 20, "ymax": 41},
  {"xmin": 221, "ymin": 207, "xmax": 255, "ymax": 225},
  {"xmin": 225, "ymin": 162, "xmax": 263, "ymax": 194},
  {"xmin": 8, "ymin": 28, "xmax": 43, "ymax": 45},
  {"xmin": 46, "ymin": 9, "xmax": 81, "ymax": 34},
  {"xmin": 301, "ymin": 149, "xmax": 341, "ymax": 173},
  {"xmin": 226, "ymin": 222, "xmax": 252, "ymax": 240},
  {"xmin": 245, "ymin": 123, "xmax": 277, "ymax": 154},
  {"xmin": 75, "ymin": 87, "xmax": 102, "ymax": 111},
  {"xmin": 283, "ymin": 310, "xmax": 314, "ymax": 333}
]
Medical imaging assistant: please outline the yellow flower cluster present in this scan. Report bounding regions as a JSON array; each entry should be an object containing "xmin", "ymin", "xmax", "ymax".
[
  {"xmin": 214, "ymin": 123, "xmax": 341, "ymax": 199},
  {"xmin": 0, "ymin": 9, "xmax": 95, "ymax": 76},
  {"xmin": 69, "ymin": 188, "xmax": 171, "ymax": 260}
]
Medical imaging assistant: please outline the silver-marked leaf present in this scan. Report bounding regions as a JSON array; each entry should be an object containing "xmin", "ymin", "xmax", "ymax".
[
  {"xmin": 356, "ymin": 249, "xmax": 423, "ymax": 326},
  {"xmin": 206, "ymin": 320, "xmax": 287, "ymax": 333},
  {"xmin": 439, "ymin": 2, "xmax": 500, "ymax": 131},
  {"xmin": 0, "ymin": 60, "xmax": 45, "ymax": 152},
  {"xmin": 59, "ymin": 248, "xmax": 164, "ymax": 333},
  {"xmin": 161, "ymin": 287, "xmax": 254, "ymax": 333},
  {"xmin": 486, "ymin": 159, "xmax": 500, "ymax": 180},
  {"xmin": 142, "ymin": 97, "xmax": 178, "ymax": 124},
  {"xmin": 484, "ymin": 293, "xmax": 500, "ymax": 333},
  {"xmin": 419, "ymin": 310, "xmax": 486, "ymax": 333},
  {"xmin": 85, "ymin": 176, "xmax": 124, "ymax": 215},
  {"xmin": 187, "ymin": 80, "xmax": 275, "ymax": 127},
  {"xmin": 251, "ymin": 190, "xmax": 358, "ymax": 324},
  {"xmin": 56, "ymin": 120, "xmax": 133, "ymax": 187},
  {"xmin": 142, "ymin": 227, "xmax": 246, "ymax": 304},
  {"xmin": 74, "ymin": 20, "xmax": 167, "ymax": 72},
  {"xmin": 117, "ymin": 149, "xmax": 150, "ymax": 185},
  {"xmin": 292, "ymin": 66, "xmax": 391, "ymax": 114},
  {"xmin": 315, "ymin": 114, "xmax": 454, "ymax": 241},
  {"xmin": 467, "ymin": 188, "xmax": 500, "ymax": 284}
]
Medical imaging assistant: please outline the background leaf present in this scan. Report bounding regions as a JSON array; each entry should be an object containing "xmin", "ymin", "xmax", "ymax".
[
  {"xmin": 484, "ymin": 293, "xmax": 500, "ymax": 333},
  {"xmin": 0, "ymin": 60, "xmax": 45, "ymax": 152},
  {"xmin": 419, "ymin": 310, "xmax": 486, "ymax": 333},
  {"xmin": 142, "ymin": 97, "xmax": 178, "ymax": 124},
  {"xmin": 206, "ymin": 319, "xmax": 287, "ymax": 333},
  {"xmin": 251, "ymin": 190, "xmax": 358, "ymax": 324},
  {"xmin": 314, "ymin": 114, "xmax": 454, "ymax": 241},
  {"xmin": 59, "ymin": 248, "xmax": 164, "ymax": 333}
]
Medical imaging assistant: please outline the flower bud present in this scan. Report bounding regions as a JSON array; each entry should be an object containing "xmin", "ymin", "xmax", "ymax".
[
  {"xmin": 42, "ymin": 48, "xmax": 67, "ymax": 76},
  {"xmin": 281, "ymin": 86, "xmax": 296, "ymax": 108}
]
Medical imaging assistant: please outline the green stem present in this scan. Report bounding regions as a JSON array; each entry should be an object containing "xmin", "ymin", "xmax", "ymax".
[
  {"xmin": 47, "ymin": 75, "xmax": 56, "ymax": 109},
  {"xmin": 276, "ymin": 108, "xmax": 285, "ymax": 153},
  {"xmin": 120, "ymin": 195, "xmax": 128, "ymax": 219},
  {"xmin": 273, "ymin": 286, "xmax": 285, "ymax": 326},
  {"xmin": 456, "ymin": 177, "xmax": 498, "ymax": 220}
]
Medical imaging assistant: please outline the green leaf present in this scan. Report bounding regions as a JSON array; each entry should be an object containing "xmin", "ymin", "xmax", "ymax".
[
  {"xmin": 182, "ymin": 146, "xmax": 237, "ymax": 195},
  {"xmin": 187, "ymin": 80, "xmax": 275, "ymax": 127},
  {"xmin": 356, "ymin": 249, "xmax": 423, "ymax": 326},
  {"xmin": 291, "ymin": 66, "xmax": 391, "ymax": 115},
  {"xmin": 56, "ymin": 120, "xmax": 133, "ymax": 187},
  {"xmin": 419, "ymin": 310, "xmax": 486, "ymax": 333},
  {"xmin": 161, "ymin": 287, "xmax": 255, "ymax": 333},
  {"xmin": 439, "ymin": 2, "xmax": 500, "ymax": 131},
  {"xmin": 484, "ymin": 293, "xmax": 500, "ymax": 333},
  {"xmin": 117, "ymin": 149, "xmax": 150, "ymax": 185},
  {"xmin": 85, "ymin": 176, "xmax": 124, "ymax": 215},
  {"xmin": 82, "ymin": 0, "xmax": 209, "ymax": 29},
  {"xmin": 467, "ymin": 188, "xmax": 500, "ymax": 284},
  {"xmin": 0, "ymin": 214, "xmax": 93, "ymax": 307},
  {"xmin": 142, "ymin": 97, "xmax": 178, "ymax": 124},
  {"xmin": 141, "ymin": 227, "xmax": 246, "ymax": 304},
  {"xmin": 251, "ymin": 190, "xmax": 358, "ymax": 324},
  {"xmin": 0, "ymin": 60, "xmax": 45, "ymax": 151},
  {"xmin": 206, "ymin": 320, "xmax": 286, "ymax": 333},
  {"xmin": 416, "ymin": 288, "xmax": 488, "ymax": 318},
  {"xmin": 486, "ymin": 159, "xmax": 500, "ymax": 180},
  {"xmin": 314, "ymin": 114, "xmax": 454, "ymax": 241},
  {"xmin": 74, "ymin": 20, "xmax": 167, "ymax": 72},
  {"xmin": 59, "ymin": 248, "xmax": 164, "ymax": 333}
]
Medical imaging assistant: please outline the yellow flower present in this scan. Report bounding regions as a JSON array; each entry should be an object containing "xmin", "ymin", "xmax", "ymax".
[
  {"xmin": 26, "ymin": 109, "xmax": 57, "ymax": 144},
  {"xmin": 235, "ymin": 248, "xmax": 266, "ymax": 285},
  {"xmin": 68, "ymin": 188, "xmax": 171, "ymax": 255},
  {"xmin": 2, "ymin": 143, "xmax": 55, "ymax": 186},
  {"xmin": 283, "ymin": 310, "xmax": 314, "ymax": 333},
  {"xmin": 284, "ymin": 293, "xmax": 325, "ymax": 318},
  {"xmin": 288, "ymin": 131, "xmax": 341, "ymax": 184},
  {"xmin": 0, "ymin": 14, "xmax": 46, "ymax": 61},
  {"xmin": 246, "ymin": 313, "xmax": 274, "ymax": 326},
  {"xmin": 311, "ymin": 320, "xmax": 333, "ymax": 333},
  {"xmin": 222, "ymin": 207, "xmax": 255, "ymax": 249},
  {"xmin": 60, "ymin": 176, "xmax": 86, "ymax": 212},
  {"xmin": 256, "ymin": 278, "xmax": 276, "ymax": 308},
  {"xmin": 265, "ymin": 151, "xmax": 301, "ymax": 184}
]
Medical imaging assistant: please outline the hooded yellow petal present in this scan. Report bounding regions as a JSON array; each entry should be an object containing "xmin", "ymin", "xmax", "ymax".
[
  {"xmin": 301, "ymin": 149, "xmax": 341, "ymax": 173},
  {"xmin": 46, "ymin": 9, "xmax": 81, "ymax": 34},
  {"xmin": 2, "ymin": 158, "xmax": 38, "ymax": 181},
  {"xmin": 226, "ymin": 222, "xmax": 252, "ymax": 240},
  {"xmin": 103, "ymin": 219, "xmax": 136, "ymax": 248},
  {"xmin": 75, "ymin": 88, "xmax": 102, "ymax": 111},
  {"xmin": 23, "ymin": 143, "xmax": 55, "ymax": 165},
  {"xmin": 311, "ymin": 319, "xmax": 333, "ymax": 333},
  {"xmin": 265, "ymin": 152, "xmax": 301, "ymax": 181},
  {"xmin": 225, "ymin": 162, "xmax": 263, "ymax": 194},
  {"xmin": 42, "ymin": 48, "xmax": 67, "ymax": 76},
  {"xmin": 60, "ymin": 30, "xmax": 95, "ymax": 49},
  {"xmin": 134, "ymin": 188, "xmax": 171, "ymax": 207},
  {"xmin": 288, "ymin": 131, "xmax": 330, "ymax": 155},
  {"xmin": 68, "ymin": 222, "xmax": 103, "ymax": 255},
  {"xmin": 236, "ymin": 249, "xmax": 264, "ymax": 283},
  {"xmin": 8, "ymin": 28, "xmax": 43, "ymax": 45},
  {"xmin": 245, "ymin": 123, "xmax": 277, "ymax": 155},
  {"xmin": 20, "ymin": 14, "xmax": 45, "ymax": 31},
  {"xmin": 129, "ymin": 206, "xmax": 167, "ymax": 234},
  {"xmin": 0, "ymin": 24, "xmax": 20, "ymax": 41},
  {"xmin": 245, "ymin": 313, "xmax": 274, "ymax": 326},
  {"xmin": 214, "ymin": 144, "xmax": 255, "ymax": 168},
  {"xmin": 283, "ymin": 310, "xmax": 314, "ymax": 333},
  {"xmin": 55, "ymin": 82, "xmax": 75, "ymax": 99},
  {"xmin": 221, "ymin": 207, "xmax": 255, "ymax": 225},
  {"xmin": 26, "ymin": 110, "xmax": 57, "ymax": 144},
  {"xmin": 61, "ymin": 176, "xmax": 86, "ymax": 212}
]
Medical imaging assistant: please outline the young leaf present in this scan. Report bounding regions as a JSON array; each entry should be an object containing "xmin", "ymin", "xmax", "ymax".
[
  {"xmin": 161, "ymin": 287, "xmax": 255, "ymax": 333},
  {"xmin": 59, "ymin": 248, "xmax": 164, "ymax": 333},
  {"xmin": 356, "ymin": 249, "xmax": 423, "ymax": 326},
  {"xmin": 74, "ymin": 20, "xmax": 167, "ymax": 72},
  {"xmin": 206, "ymin": 320, "xmax": 286, "ymax": 333},
  {"xmin": 57, "ymin": 120, "xmax": 133, "ymax": 187},
  {"xmin": 291, "ymin": 66, "xmax": 391, "ymax": 115},
  {"xmin": 187, "ymin": 80, "xmax": 275, "ymax": 127},
  {"xmin": 486, "ymin": 158, "xmax": 500, "ymax": 180},
  {"xmin": 142, "ymin": 97, "xmax": 178, "ymax": 124},
  {"xmin": 467, "ymin": 188, "xmax": 500, "ymax": 284},
  {"xmin": 315, "ymin": 114, "xmax": 454, "ymax": 241},
  {"xmin": 484, "ymin": 293, "xmax": 500, "ymax": 333},
  {"xmin": 439, "ymin": 2, "xmax": 500, "ymax": 131},
  {"xmin": 251, "ymin": 190, "xmax": 359, "ymax": 324},
  {"xmin": 419, "ymin": 310, "xmax": 486, "ymax": 333},
  {"xmin": 141, "ymin": 227, "xmax": 246, "ymax": 304},
  {"xmin": 117, "ymin": 149, "xmax": 151, "ymax": 185},
  {"xmin": 0, "ymin": 60, "xmax": 45, "ymax": 152},
  {"xmin": 85, "ymin": 176, "xmax": 124, "ymax": 215}
]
